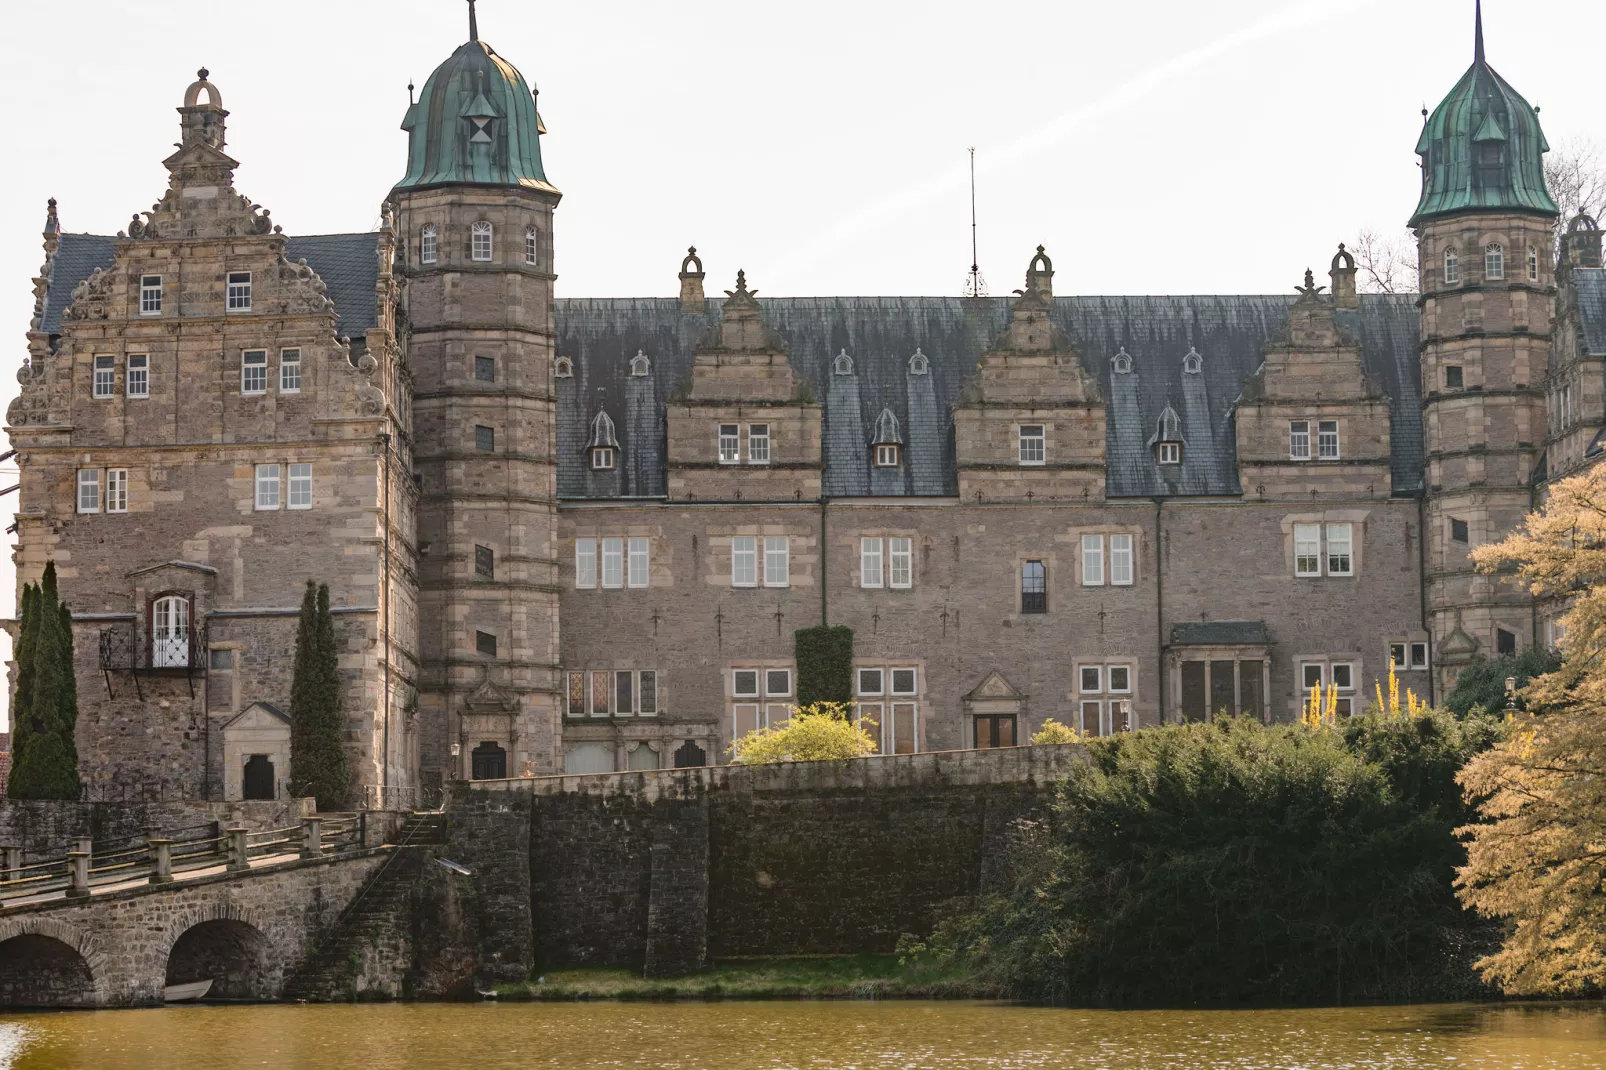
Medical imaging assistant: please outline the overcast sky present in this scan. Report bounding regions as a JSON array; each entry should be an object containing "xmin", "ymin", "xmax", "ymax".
[{"xmin": 0, "ymin": 0, "xmax": 1599, "ymax": 728}]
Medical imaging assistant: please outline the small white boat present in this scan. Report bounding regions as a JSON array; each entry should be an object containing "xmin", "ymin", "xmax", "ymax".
[{"xmin": 164, "ymin": 980, "xmax": 213, "ymax": 1002}]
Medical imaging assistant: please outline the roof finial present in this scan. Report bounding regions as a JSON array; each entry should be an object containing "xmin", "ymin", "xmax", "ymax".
[
  {"xmin": 1474, "ymin": 0, "xmax": 1485, "ymax": 63},
  {"xmin": 468, "ymin": 0, "xmax": 479, "ymax": 42}
]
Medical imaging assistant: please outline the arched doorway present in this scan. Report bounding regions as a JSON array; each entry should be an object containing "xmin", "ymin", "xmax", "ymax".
[
  {"xmin": 470, "ymin": 741, "xmax": 507, "ymax": 780},
  {"xmin": 0, "ymin": 934, "xmax": 97, "ymax": 1008},
  {"xmin": 243, "ymin": 754, "xmax": 275, "ymax": 800},
  {"xmin": 166, "ymin": 919, "xmax": 272, "ymax": 1000},
  {"xmin": 673, "ymin": 740, "xmax": 706, "ymax": 768}
]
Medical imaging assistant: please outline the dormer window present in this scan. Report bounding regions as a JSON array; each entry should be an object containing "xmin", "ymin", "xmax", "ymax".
[
  {"xmin": 833, "ymin": 349, "xmax": 855, "ymax": 376},
  {"xmin": 1485, "ymin": 243, "xmax": 1504, "ymax": 281},
  {"xmin": 1156, "ymin": 441, "xmax": 1181, "ymax": 465},
  {"xmin": 591, "ymin": 447, "xmax": 615, "ymax": 471},
  {"xmin": 1153, "ymin": 406, "xmax": 1183, "ymax": 464},
  {"xmin": 588, "ymin": 410, "xmax": 619, "ymax": 470},
  {"xmin": 872, "ymin": 407, "xmax": 903, "ymax": 467},
  {"xmin": 525, "ymin": 225, "xmax": 538, "ymax": 266},
  {"xmin": 554, "ymin": 356, "xmax": 573, "ymax": 378},
  {"xmin": 421, "ymin": 224, "xmax": 438, "ymax": 265},
  {"xmin": 1444, "ymin": 247, "xmax": 1459, "ymax": 285},
  {"xmin": 1182, "ymin": 348, "xmax": 1203, "ymax": 374},
  {"xmin": 875, "ymin": 444, "xmax": 901, "ymax": 468},
  {"xmin": 469, "ymin": 116, "xmax": 494, "ymax": 144},
  {"xmin": 471, "ymin": 221, "xmax": 493, "ymax": 262},
  {"xmin": 629, "ymin": 351, "xmax": 651, "ymax": 377},
  {"xmin": 1112, "ymin": 348, "xmax": 1132, "ymax": 374},
  {"xmin": 908, "ymin": 349, "xmax": 929, "ymax": 375}
]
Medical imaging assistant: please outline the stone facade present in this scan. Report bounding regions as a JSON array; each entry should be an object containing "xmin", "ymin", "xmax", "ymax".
[{"xmin": 14, "ymin": 17, "xmax": 1606, "ymax": 796}]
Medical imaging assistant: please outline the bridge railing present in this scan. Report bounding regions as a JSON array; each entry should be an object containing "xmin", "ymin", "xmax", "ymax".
[{"xmin": 0, "ymin": 815, "xmax": 372, "ymax": 907}]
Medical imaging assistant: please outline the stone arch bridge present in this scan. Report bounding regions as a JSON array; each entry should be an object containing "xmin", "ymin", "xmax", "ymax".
[{"xmin": 0, "ymin": 849, "xmax": 388, "ymax": 1007}]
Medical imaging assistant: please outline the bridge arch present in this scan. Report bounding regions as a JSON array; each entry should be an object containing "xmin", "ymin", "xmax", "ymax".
[
  {"xmin": 163, "ymin": 904, "xmax": 277, "ymax": 1000},
  {"xmin": 0, "ymin": 918, "xmax": 106, "ymax": 1008}
]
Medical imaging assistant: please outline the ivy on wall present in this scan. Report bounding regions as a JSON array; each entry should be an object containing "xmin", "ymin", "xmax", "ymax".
[{"xmin": 795, "ymin": 625, "xmax": 854, "ymax": 707}]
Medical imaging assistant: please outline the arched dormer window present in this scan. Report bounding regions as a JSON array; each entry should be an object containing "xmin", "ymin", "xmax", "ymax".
[
  {"xmin": 471, "ymin": 221, "xmax": 493, "ymax": 262},
  {"xmin": 1151, "ymin": 406, "xmax": 1183, "ymax": 466},
  {"xmin": 1444, "ymin": 247, "xmax": 1460, "ymax": 285},
  {"xmin": 421, "ymin": 224, "xmax": 438, "ymax": 265},
  {"xmin": 525, "ymin": 225, "xmax": 538, "ymax": 266},
  {"xmin": 872, "ymin": 407, "xmax": 903, "ymax": 468},
  {"xmin": 832, "ymin": 349, "xmax": 855, "ymax": 376},
  {"xmin": 1485, "ymin": 243, "xmax": 1504, "ymax": 281},
  {"xmin": 908, "ymin": 349, "xmax": 929, "ymax": 375},
  {"xmin": 554, "ymin": 356, "xmax": 574, "ymax": 379},
  {"xmin": 629, "ymin": 351, "xmax": 651, "ymax": 377},
  {"xmin": 1527, "ymin": 245, "xmax": 1539, "ymax": 283},
  {"xmin": 588, "ymin": 410, "xmax": 619, "ymax": 471},
  {"xmin": 1182, "ymin": 347, "xmax": 1203, "ymax": 375},
  {"xmin": 1112, "ymin": 348, "xmax": 1132, "ymax": 374}
]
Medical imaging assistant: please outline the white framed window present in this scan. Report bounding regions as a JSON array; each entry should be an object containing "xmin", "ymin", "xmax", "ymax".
[
  {"xmin": 718, "ymin": 424, "xmax": 740, "ymax": 464},
  {"xmin": 1389, "ymin": 642, "xmax": 1429, "ymax": 671},
  {"xmin": 891, "ymin": 667, "xmax": 917, "ymax": 695},
  {"xmin": 1081, "ymin": 534, "xmax": 1104, "ymax": 586},
  {"xmin": 764, "ymin": 536, "xmax": 789, "ymax": 587},
  {"xmin": 732, "ymin": 669, "xmax": 760, "ymax": 699},
  {"xmin": 1444, "ymin": 248, "xmax": 1459, "ymax": 285},
  {"xmin": 601, "ymin": 537, "xmax": 625, "ymax": 589},
  {"xmin": 1317, "ymin": 420, "xmax": 1339, "ymax": 460},
  {"xmin": 1108, "ymin": 665, "xmax": 1131, "ymax": 693},
  {"xmin": 105, "ymin": 469, "xmax": 128, "ymax": 513},
  {"xmin": 525, "ymin": 225, "xmax": 538, "ymax": 266},
  {"xmin": 92, "ymin": 356, "xmax": 115, "ymax": 398},
  {"xmin": 288, "ymin": 463, "xmax": 312, "ymax": 509},
  {"xmin": 590, "ymin": 447, "xmax": 615, "ymax": 471},
  {"xmin": 628, "ymin": 537, "xmax": 650, "ymax": 588},
  {"xmin": 575, "ymin": 537, "xmax": 597, "ymax": 589},
  {"xmin": 765, "ymin": 668, "xmax": 792, "ymax": 697},
  {"xmin": 254, "ymin": 464, "xmax": 281, "ymax": 510},
  {"xmin": 1528, "ymin": 245, "xmax": 1539, "ymax": 283},
  {"xmin": 731, "ymin": 536, "xmax": 758, "ymax": 587},
  {"xmin": 127, "ymin": 354, "xmax": 149, "ymax": 398},
  {"xmin": 860, "ymin": 538, "xmax": 883, "ymax": 588},
  {"xmin": 1294, "ymin": 522, "xmax": 1322, "ymax": 577},
  {"xmin": 280, "ymin": 348, "xmax": 302, "ymax": 393},
  {"xmin": 1289, "ymin": 420, "xmax": 1311, "ymax": 460},
  {"xmin": 76, "ymin": 469, "xmax": 101, "ymax": 513},
  {"xmin": 1077, "ymin": 663, "xmax": 1135, "ymax": 736},
  {"xmin": 1110, "ymin": 534, "xmax": 1134, "ymax": 586},
  {"xmin": 857, "ymin": 668, "xmax": 884, "ymax": 696},
  {"xmin": 241, "ymin": 350, "xmax": 267, "ymax": 394},
  {"xmin": 1485, "ymin": 243, "xmax": 1504, "ymax": 280},
  {"xmin": 875, "ymin": 444, "xmax": 900, "ymax": 467},
  {"xmin": 1326, "ymin": 523, "xmax": 1353, "ymax": 576},
  {"xmin": 140, "ymin": 275, "xmax": 162, "ymax": 315},
  {"xmin": 1301, "ymin": 661, "xmax": 1357, "ymax": 717},
  {"xmin": 1080, "ymin": 665, "xmax": 1102, "ymax": 693},
  {"xmin": 747, "ymin": 424, "xmax": 771, "ymax": 464},
  {"xmin": 471, "ymin": 221, "xmax": 493, "ymax": 262},
  {"xmin": 1157, "ymin": 441, "xmax": 1180, "ymax": 465},
  {"xmin": 1018, "ymin": 425, "xmax": 1045, "ymax": 465},
  {"xmin": 420, "ymin": 224, "xmax": 438, "ymax": 265},
  {"xmin": 226, "ymin": 271, "xmax": 252, "ymax": 311},
  {"xmin": 614, "ymin": 669, "xmax": 636, "ymax": 716},
  {"xmin": 889, "ymin": 537, "xmax": 912, "ymax": 589}
]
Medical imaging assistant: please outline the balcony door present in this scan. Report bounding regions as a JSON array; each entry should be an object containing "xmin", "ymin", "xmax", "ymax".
[{"xmin": 151, "ymin": 596, "xmax": 190, "ymax": 668}]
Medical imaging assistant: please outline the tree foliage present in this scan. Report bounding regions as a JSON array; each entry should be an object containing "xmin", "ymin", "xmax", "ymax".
[
  {"xmin": 1030, "ymin": 718, "xmax": 1080, "ymax": 745},
  {"xmin": 794, "ymin": 625, "xmax": 854, "ymax": 706},
  {"xmin": 729, "ymin": 703, "xmax": 877, "ymax": 764},
  {"xmin": 8, "ymin": 563, "xmax": 83, "ymax": 800},
  {"xmin": 1454, "ymin": 464, "xmax": 1606, "ymax": 994},
  {"xmin": 1443, "ymin": 648, "xmax": 1562, "ymax": 720},
  {"xmin": 288, "ymin": 580, "xmax": 350, "ymax": 810},
  {"xmin": 910, "ymin": 715, "xmax": 1497, "ymax": 1006}
]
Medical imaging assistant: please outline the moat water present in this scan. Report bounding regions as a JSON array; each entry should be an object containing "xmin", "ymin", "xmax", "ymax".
[{"xmin": 0, "ymin": 1001, "xmax": 1603, "ymax": 1069}]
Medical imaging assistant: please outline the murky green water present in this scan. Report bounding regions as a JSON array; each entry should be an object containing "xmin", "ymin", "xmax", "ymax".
[{"xmin": 0, "ymin": 1001, "xmax": 1603, "ymax": 1069}]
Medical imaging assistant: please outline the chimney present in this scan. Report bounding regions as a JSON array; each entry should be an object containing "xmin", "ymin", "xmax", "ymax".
[
  {"xmin": 678, "ymin": 246, "xmax": 706, "ymax": 312},
  {"xmin": 1329, "ymin": 244, "xmax": 1358, "ymax": 309}
]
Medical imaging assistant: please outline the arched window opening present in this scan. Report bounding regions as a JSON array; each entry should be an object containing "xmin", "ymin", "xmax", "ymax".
[
  {"xmin": 420, "ymin": 224, "xmax": 437, "ymax": 265},
  {"xmin": 1444, "ymin": 247, "xmax": 1460, "ymax": 285},
  {"xmin": 1528, "ymin": 245, "xmax": 1539, "ymax": 283},
  {"xmin": 908, "ymin": 349, "xmax": 929, "ymax": 375},
  {"xmin": 471, "ymin": 741, "xmax": 507, "ymax": 780},
  {"xmin": 833, "ymin": 349, "xmax": 855, "ymax": 376},
  {"xmin": 554, "ymin": 356, "xmax": 574, "ymax": 379},
  {"xmin": 1485, "ymin": 243, "xmax": 1504, "ymax": 281},
  {"xmin": 471, "ymin": 221, "xmax": 493, "ymax": 262},
  {"xmin": 1182, "ymin": 347, "xmax": 1202, "ymax": 374},
  {"xmin": 525, "ymin": 225, "xmax": 538, "ymax": 266},
  {"xmin": 1112, "ymin": 348, "xmax": 1132, "ymax": 374}
]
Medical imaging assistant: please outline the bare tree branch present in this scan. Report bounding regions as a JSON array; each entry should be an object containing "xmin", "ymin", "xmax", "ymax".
[{"xmin": 1352, "ymin": 228, "xmax": 1420, "ymax": 294}]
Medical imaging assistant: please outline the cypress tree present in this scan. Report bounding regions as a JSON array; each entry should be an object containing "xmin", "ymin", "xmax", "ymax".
[
  {"xmin": 7, "ymin": 583, "xmax": 39, "ymax": 797},
  {"xmin": 289, "ymin": 580, "xmax": 349, "ymax": 810},
  {"xmin": 9, "ymin": 564, "xmax": 82, "ymax": 800}
]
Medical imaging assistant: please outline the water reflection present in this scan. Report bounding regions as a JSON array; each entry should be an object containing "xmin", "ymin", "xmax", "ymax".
[{"xmin": 2, "ymin": 1001, "xmax": 1604, "ymax": 1070}]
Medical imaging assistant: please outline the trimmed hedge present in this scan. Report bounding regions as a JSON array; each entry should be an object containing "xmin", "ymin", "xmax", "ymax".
[{"xmin": 795, "ymin": 625, "xmax": 854, "ymax": 707}]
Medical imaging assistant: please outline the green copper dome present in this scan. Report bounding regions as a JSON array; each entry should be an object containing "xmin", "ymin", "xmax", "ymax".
[
  {"xmin": 395, "ymin": 20, "xmax": 553, "ymax": 193},
  {"xmin": 1409, "ymin": 5, "xmax": 1556, "ymax": 227}
]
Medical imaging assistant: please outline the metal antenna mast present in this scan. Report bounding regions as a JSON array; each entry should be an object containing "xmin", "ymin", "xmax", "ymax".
[{"xmin": 964, "ymin": 147, "xmax": 987, "ymax": 297}]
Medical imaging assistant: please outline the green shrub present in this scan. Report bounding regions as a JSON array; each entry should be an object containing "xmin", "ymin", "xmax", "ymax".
[
  {"xmin": 794, "ymin": 625, "xmax": 853, "ymax": 706},
  {"xmin": 729, "ymin": 703, "xmax": 876, "ymax": 764},
  {"xmin": 1444, "ymin": 648, "xmax": 1561, "ymax": 719}
]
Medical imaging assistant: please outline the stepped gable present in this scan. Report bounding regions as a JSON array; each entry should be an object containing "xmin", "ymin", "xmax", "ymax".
[{"xmin": 553, "ymin": 292, "xmax": 1423, "ymax": 499}]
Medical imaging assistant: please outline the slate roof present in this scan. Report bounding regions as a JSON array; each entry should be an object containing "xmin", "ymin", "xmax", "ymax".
[
  {"xmin": 1578, "ymin": 268, "xmax": 1606, "ymax": 356},
  {"xmin": 1170, "ymin": 621, "xmax": 1271, "ymax": 646},
  {"xmin": 554, "ymin": 294, "xmax": 1425, "ymax": 500},
  {"xmin": 39, "ymin": 232, "xmax": 379, "ymax": 337}
]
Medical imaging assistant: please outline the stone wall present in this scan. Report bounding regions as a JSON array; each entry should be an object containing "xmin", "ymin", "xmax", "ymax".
[
  {"xmin": 0, "ymin": 798, "xmax": 313, "ymax": 861},
  {"xmin": 448, "ymin": 744, "xmax": 1081, "ymax": 977}
]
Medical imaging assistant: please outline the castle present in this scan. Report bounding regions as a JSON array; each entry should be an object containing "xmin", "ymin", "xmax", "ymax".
[{"xmin": 10, "ymin": 7, "xmax": 1605, "ymax": 804}]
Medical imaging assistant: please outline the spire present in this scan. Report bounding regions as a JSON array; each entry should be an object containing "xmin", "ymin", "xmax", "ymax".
[
  {"xmin": 1474, "ymin": 0, "xmax": 1485, "ymax": 63},
  {"xmin": 468, "ymin": 0, "xmax": 479, "ymax": 42}
]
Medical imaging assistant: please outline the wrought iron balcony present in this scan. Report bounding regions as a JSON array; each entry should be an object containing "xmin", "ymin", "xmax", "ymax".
[{"xmin": 98, "ymin": 619, "xmax": 208, "ymax": 699}]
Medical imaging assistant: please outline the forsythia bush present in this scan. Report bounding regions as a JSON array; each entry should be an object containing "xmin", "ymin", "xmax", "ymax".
[
  {"xmin": 728, "ymin": 702, "xmax": 878, "ymax": 764},
  {"xmin": 1031, "ymin": 719, "xmax": 1081, "ymax": 745}
]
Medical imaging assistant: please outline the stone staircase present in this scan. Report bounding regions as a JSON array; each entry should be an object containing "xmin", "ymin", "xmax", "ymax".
[{"xmin": 282, "ymin": 812, "xmax": 445, "ymax": 1001}]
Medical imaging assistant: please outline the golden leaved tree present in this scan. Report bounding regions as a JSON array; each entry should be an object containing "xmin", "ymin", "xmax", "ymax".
[
  {"xmin": 1456, "ymin": 465, "xmax": 1606, "ymax": 995},
  {"xmin": 728, "ymin": 702, "xmax": 878, "ymax": 764}
]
